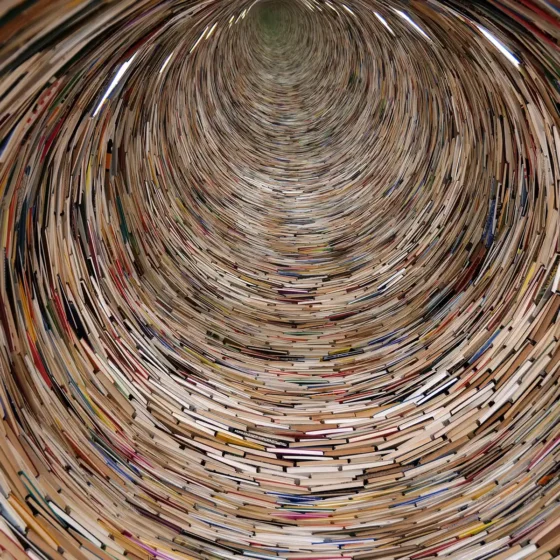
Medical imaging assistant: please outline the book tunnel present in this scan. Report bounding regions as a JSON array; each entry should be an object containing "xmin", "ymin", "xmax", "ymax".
[{"xmin": 0, "ymin": 1, "xmax": 559, "ymax": 559}]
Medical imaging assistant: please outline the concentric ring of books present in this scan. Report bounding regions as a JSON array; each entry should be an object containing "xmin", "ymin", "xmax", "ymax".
[{"xmin": 0, "ymin": 1, "xmax": 559, "ymax": 559}]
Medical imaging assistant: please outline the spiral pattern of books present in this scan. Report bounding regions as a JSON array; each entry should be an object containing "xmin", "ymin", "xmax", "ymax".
[{"xmin": 0, "ymin": 1, "xmax": 559, "ymax": 559}]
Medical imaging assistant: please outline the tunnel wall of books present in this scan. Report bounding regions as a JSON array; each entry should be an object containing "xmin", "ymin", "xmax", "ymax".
[{"xmin": 0, "ymin": 1, "xmax": 560, "ymax": 559}]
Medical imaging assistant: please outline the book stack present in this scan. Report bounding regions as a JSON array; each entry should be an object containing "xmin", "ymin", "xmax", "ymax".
[{"xmin": 0, "ymin": 0, "xmax": 559, "ymax": 559}]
